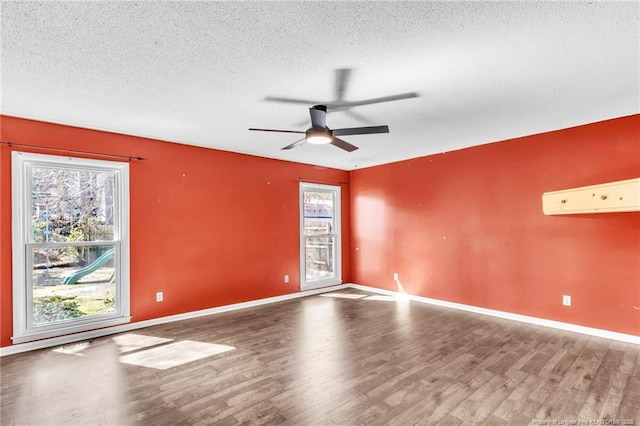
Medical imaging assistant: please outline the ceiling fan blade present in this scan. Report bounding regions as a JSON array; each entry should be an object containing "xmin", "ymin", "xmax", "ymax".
[
  {"xmin": 342, "ymin": 92, "xmax": 420, "ymax": 108},
  {"xmin": 309, "ymin": 105, "xmax": 327, "ymax": 128},
  {"xmin": 249, "ymin": 128, "xmax": 305, "ymax": 134},
  {"xmin": 331, "ymin": 137, "xmax": 358, "ymax": 152},
  {"xmin": 334, "ymin": 68, "xmax": 352, "ymax": 101},
  {"xmin": 264, "ymin": 96, "xmax": 320, "ymax": 105},
  {"xmin": 333, "ymin": 125, "xmax": 389, "ymax": 136},
  {"xmin": 281, "ymin": 138, "xmax": 307, "ymax": 150}
]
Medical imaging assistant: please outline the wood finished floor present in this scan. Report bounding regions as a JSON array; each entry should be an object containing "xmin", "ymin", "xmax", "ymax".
[{"xmin": 1, "ymin": 289, "xmax": 639, "ymax": 425}]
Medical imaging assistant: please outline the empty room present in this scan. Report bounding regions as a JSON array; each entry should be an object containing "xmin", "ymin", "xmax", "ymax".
[{"xmin": 1, "ymin": 1, "xmax": 638, "ymax": 425}]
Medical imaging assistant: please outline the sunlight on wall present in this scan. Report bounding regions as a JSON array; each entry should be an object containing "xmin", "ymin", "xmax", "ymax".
[
  {"xmin": 353, "ymin": 193, "xmax": 388, "ymax": 241},
  {"xmin": 353, "ymin": 193, "xmax": 388, "ymax": 276}
]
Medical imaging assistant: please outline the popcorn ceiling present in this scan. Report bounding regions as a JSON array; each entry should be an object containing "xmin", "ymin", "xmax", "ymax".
[{"xmin": 1, "ymin": 1, "xmax": 637, "ymax": 170}]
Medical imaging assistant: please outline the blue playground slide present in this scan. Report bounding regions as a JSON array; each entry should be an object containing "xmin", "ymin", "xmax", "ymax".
[{"xmin": 62, "ymin": 248, "xmax": 116, "ymax": 285}]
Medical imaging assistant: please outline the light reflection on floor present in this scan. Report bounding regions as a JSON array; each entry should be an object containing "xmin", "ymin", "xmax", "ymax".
[
  {"xmin": 118, "ymin": 340, "xmax": 235, "ymax": 370},
  {"xmin": 20, "ymin": 290, "xmax": 411, "ymax": 424},
  {"xmin": 363, "ymin": 294, "xmax": 398, "ymax": 301},
  {"xmin": 293, "ymin": 297, "xmax": 348, "ymax": 422},
  {"xmin": 318, "ymin": 292, "xmax": 414, "ymax": 337},
  {"xmin": 320, "ymin": 292, "xmax": 410, "ymax": 302},
  {"xmin": 52, "ymin": 340, "xmax": 95, "ymax": 356},
  {"xmin": 112, "ymin": 333, "xmax": 173, "ymax": 353},
  {"xmin": 50, "ymin": 292, "xmax": 407, "ymax": 372},
  {"xmin": 53, "ymin": 333, "xmax": 236, "ymax": 370},
  {"xmin": 320, "ymin": 292, "xmax": 367, "ymax": 299}
]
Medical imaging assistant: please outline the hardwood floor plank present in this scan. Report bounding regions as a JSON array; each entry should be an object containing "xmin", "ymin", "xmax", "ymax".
[
  {"xmin": 366, "ymin": 363, "xmax": 438, "ymax": 402},
  {"xmin": 520, "ymin": 351, "xmax": 553, "ymax": 375},
  {"xmin": 492, "ymin": 373, "xmax": 543, "ymax": 421},
  {"xmin": 1, "ymin": 289, "xmax": 638, "ymax": 425},
  {"xmin": 450, "ymin": 371, "xmax": 527, "ymax": 423},
  {"xmin": 232, "ymin": 400, "xmax": 288, "ymax": 425},
  {"xmin": 430, "ymin": 414, "xmax": 464, "ymax": 425},
  {"xmin": 557, "ymin": 338, "xmax": 608, "ymax": 392},
  {"xmin": 588, "ymin": 347, "xmax": 625, "ymax": 395},
  {"xmin": 508, "ymin": 399, "xmax": 547, "ymax": 425},
  {"xmin": 579, "ymin": 391, "xmax": 608, "ymax": 420},
  {"xmin": 558, "ymin": 388, "xmax": 591, "ymax": 419},
  {"xmin": 536, "ymin": 347, "xmax": 569, "ymax": 378},
  {"xmin": 536, "ymin": 387, "xmax": 572, "ymax": 420},
  {"xmin": 427, "ymin": 370, "xmax": 495, "ymax": 422},
  {"xmin": 384, "ymin": 380, "xmax": 460, "ymax": 425},
  {"xmin": 598, "ymin": 349, "xmax": 638, "ymax": 419}
]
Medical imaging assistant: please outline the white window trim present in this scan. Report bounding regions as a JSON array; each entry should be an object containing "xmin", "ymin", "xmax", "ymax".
[
  {"xmin": 299, "ymin": 182, "xmax": 342, "ymax": 291},
  {"xmin": 11, "ymin": 151, "xmax": 131, "ymax": 344}
]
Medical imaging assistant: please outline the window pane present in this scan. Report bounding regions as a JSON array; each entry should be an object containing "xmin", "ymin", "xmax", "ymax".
[
  {"xmin": 303, "ymin": 191, "xmax": 333, "ymax": 235},
  {"xmin": 304, "ymin": 218, "xmax": 333, "ymax": 235},
  {"xmin": 31, "ymin": 166, "xmax": 116, "ymax": 242},
  {"xmin": 305, "ymin": 236, "xmax": 335, "ymax": 281},
  {"xmin": 32, "ymin": 245, "xmax": 116, "ymax": 326}
]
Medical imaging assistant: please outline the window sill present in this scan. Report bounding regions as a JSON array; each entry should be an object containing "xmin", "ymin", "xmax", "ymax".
[
  {"xmin": 12, "ymin": 316, "xmax": 132, "ymax": 344},
  {"xmin": 301, "ymin": 279, "xmax": 343, "ymax": 291}
]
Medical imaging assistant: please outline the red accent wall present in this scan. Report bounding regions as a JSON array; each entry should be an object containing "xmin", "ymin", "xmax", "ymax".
[
  {"xmin": 0, "ymin": 116, "xmax": 350, "ymax": 348},
  {"xmin": 350, "ymin": 115, "xmax": 640, "ymax": 336}
]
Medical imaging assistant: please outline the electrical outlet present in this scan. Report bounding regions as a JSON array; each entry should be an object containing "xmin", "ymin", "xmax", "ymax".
[
  {"xmin": 156, "ymin": 292, "xmax": 163, "ymax": 302},
  {"xmin": 393, "ymin": 272, "xmax": 399, "ymax": 281},
  {"xmin": 284, "ymin": 275, "xmax": 289, "ymax": 283},
  {"xmin": 562, "ymin": 295, "xmax": 571, "ymax": 306}
]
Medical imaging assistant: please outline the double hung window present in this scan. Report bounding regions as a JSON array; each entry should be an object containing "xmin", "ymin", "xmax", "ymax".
[
  {"xmin": 300, "ymin": 183, "xmax": 341, "ymax": 290},
  {"xmin": 12, "ymin": 152, "xmax": 130, "ymax": 343}
]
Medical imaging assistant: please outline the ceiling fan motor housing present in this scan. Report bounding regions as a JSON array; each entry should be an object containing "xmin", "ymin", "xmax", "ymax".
[{"xmin": 306, "ymin": 128, "xmax": 333, "ymax": 144}]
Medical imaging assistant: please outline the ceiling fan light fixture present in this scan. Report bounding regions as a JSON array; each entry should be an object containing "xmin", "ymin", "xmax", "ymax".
[{"xmin": 306, "ymin": 130, "xmax": 332, "ymax": 145}]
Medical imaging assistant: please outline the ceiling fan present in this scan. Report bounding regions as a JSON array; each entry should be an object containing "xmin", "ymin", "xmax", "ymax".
[
  {"xmin": 249, "ymin": 104, "xmax": 389, "ymax": 152},
  {"xmin": 264, "ymin": 68, "xmax": 419, "ymax": 124}
]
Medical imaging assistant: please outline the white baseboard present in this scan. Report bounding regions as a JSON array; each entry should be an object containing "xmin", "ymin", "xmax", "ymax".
[
  {"xmin": 348, "ymin": 283, "xmax": 640, "ymax": 345},
  {"xmin": 0, "ymin": 284, "xmax": 349, "ymax": 357},
  {"xmin": 1, "ymin": 281, "xmax": 637, "ymax": 356}
]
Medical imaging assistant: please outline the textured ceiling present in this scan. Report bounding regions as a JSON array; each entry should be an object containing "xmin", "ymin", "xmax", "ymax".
[{"xmin": 1, "ymin": 1, "xmax": 638, "ymax": 170}]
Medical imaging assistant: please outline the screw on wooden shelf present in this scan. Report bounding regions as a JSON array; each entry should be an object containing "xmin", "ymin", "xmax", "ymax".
[
  {"xmin": 561, "ymin": 199, "xmax": 567, "ymax": 204},
  {"xmin": 601, "ymin": 195, "xmax": 608, "ymax": 200}
]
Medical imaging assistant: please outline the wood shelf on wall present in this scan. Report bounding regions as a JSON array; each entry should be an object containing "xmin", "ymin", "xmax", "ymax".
[{"xmin": 542, "ymin": 178, "xmax": 640, "ymax": 215}]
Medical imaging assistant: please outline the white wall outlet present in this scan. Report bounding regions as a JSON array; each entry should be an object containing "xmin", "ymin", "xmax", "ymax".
[
  {"xmin": 393, "ymin": 272, "xmax": 399, "ymax": 281},
  {"xmin": 156, "ymin": 292, "xmax": 163, "ymax": 302},
  {"xmin": 284, "ymin": 275, "xmax": 289, "ymax": 283},
  {"xmin": 562, "ymin": 295, "xmax": 571, "ymax": 306}
]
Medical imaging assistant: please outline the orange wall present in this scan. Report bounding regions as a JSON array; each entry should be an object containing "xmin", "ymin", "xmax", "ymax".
[
  {"xmin": 0, "ymin": 116, "xmax": 350, "ymax": 347},
  {"xmin": 2, "ymin": 114, "xmax": 638, "ymax": 347},
  {"xmin": 350, "ymin": 115, "xmax": 640, "ymax": 336}
]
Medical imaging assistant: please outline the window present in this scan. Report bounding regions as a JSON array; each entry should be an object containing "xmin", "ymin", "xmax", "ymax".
[
  {"xmin": 12, "ymin": 152, "xmax": 130, "ymax": 343},
  {"xmin": 300, "ymin": 182, "xmax": 341, "ymax": 290}
]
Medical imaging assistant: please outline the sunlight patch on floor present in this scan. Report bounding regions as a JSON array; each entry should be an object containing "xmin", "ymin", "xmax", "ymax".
[
  {"xmin": 364, "ymin": 295, "xmax": 403, "ymax": 302},
  {"xmin": 52, "ymin": 340, "xmax": 95, "ymax": 356},
  {"xmin": 118, "ymin": 340, "xmax": 235, "ymax": 370},
  {"xmin": 112, "ymin": 333, "xmax": 173, "ymax": 353},
  {"xmin": 319, "ymin": 293, "xmax": 367, "ymax": 299}
]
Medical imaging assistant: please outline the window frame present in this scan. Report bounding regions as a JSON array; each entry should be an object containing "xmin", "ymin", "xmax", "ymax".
[
  {"xmin": 299, "ymin": 182, "xmax": 342, "ymax": 291},
  {"xmin": 11, "ymin": 151, "xmax": 131, "ymax": 344}
]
